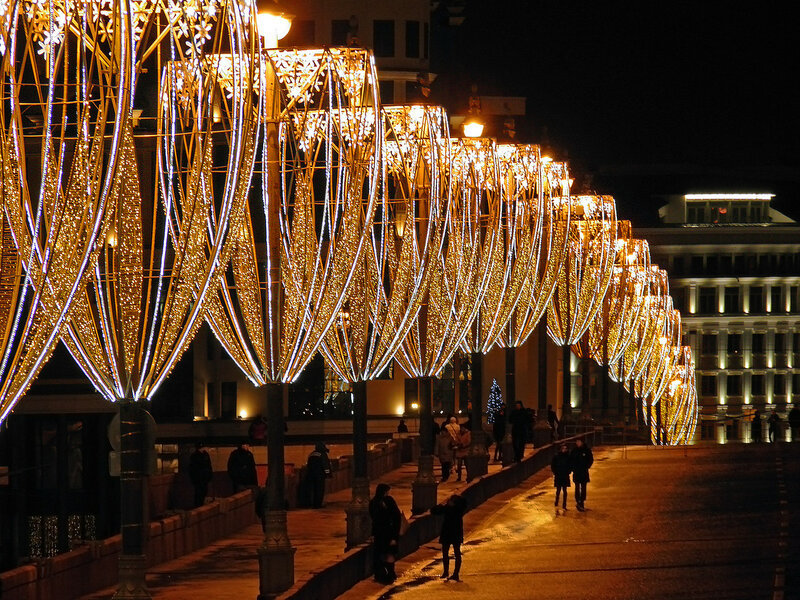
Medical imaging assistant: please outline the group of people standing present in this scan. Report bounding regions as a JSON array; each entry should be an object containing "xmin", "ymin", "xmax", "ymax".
[
  {"xmin": 188, "ymin": 440, "xmax": 259, "ymax": 507},
  {"xmin": 434, "ymin": 417, "xmax": 471, "ymax": 481},
  {"xmin": 550, "ymin": 438, "xmax": 594, "ymax": 511},
  {"xmin": 751, "ymin": 406, "xmax": 800, "ymax": 443}
]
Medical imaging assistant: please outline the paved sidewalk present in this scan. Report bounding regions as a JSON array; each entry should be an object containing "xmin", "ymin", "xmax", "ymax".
[{"xmin": 79, "ymin": 452, "xmax": 516, "ymax": 599}]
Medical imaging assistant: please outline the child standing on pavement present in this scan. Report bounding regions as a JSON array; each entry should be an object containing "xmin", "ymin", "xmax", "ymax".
[
  {"xmin": 431, "ymin": 494, "xmax": 467, "ymax": 581},
  {"xmin": 550, "ymin": 443, "xmax": 571, "ymax": 509}
]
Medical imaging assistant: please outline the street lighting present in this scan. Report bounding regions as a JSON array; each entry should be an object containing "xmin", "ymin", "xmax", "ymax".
[
  {"xmin": 463, "ymin": 119, "xmax": 484, "ymax": 138},
  {"xmin": 257, "ymin": 9, "xmax": 292, "ymax": 48}
]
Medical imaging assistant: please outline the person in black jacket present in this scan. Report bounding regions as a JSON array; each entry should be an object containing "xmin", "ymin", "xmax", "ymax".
[
  {"xmin": 570, "ymin": 438, "xmax": 594, "ymax": 511},
  {"xmin": 306, "ymin": 442, "xmax": 332, "ymax": 508},
  {"xmin": 188, "ymin": 442, "xmax": 213, "ymax": 507},
  {"xmin": 227, "ymin": 442, "xmax": 258, "ymax": 493},
  {"xmin": 369, "ymin": 483, "xmax": 402, "ymax": 583},
  {"xmin": 551, "ymin": 443, "xmax": 571, "ymax": 509},
  {"xmin": 431, "ymin": 494, "xmax": 467, "ymax": 581},
  {"xmin": 509, "ymin": 401, "xmax": 529, "ymax": 462}
]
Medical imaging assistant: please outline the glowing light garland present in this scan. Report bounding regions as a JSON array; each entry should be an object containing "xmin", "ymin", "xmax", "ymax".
[
  {"xmin": 321, "ymin": 104, "xmax": 448, "ymax": 383},
  {"xmin": 59, "ymin": 0, "xmax": 257, "ymax": 402},
  {"xmin": 205, "ymin": 47, "xmax": 381, "ymax": 385},
  {"xmin": 0, "ymin": 0, "xmax": 131, "ymax": 419},
  {"xmin": 547, "ymin": 195, "xmax": 618, "ymax": 347}
]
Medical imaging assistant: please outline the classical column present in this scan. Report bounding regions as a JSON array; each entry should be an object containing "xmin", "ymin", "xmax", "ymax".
[
  {"xmin": 113, "ymin": 400, "xmax": 150, "ymax": 600},
  {"xmin": 501, "ymin": 347, "xmax": 515, "ymax": 466},
  {"xmin": 533, "ymin": 324, "xmax": 553, "ymax": 447},
  {"xmin": 411, "ymin": 376, "xmax": 437, "ymax": 514},
  {"xmin": 345, "ymin": 380, "xmax": 371, "ymax": 548},
  {"xmin": 465, "ymin": 352, "xmax": 488, "ymax": 480},
  {"xmin": 258, "ymin": 382, "xmax": 295, "ymax": 598}
]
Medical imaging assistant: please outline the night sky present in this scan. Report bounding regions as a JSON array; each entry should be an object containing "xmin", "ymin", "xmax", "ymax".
[{"xmin": 430, "ymin": 1, "xmax": 800, "ymax": 226}]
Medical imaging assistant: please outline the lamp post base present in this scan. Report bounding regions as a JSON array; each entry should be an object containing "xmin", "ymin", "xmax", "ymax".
[
  {"xmin": 411, "ymin": 454, "xmax": 438, "ymax": 514},
  {"xmin": 112, "ymin": 555, "xmax": 150, "ymax": 600},
  {"xmin": 345, "ymin": 477, "xmax": 371, "ymax": 549},
  {"xmin": 258, "ymin": 510, "xmax": 295, "ymax": 599}
]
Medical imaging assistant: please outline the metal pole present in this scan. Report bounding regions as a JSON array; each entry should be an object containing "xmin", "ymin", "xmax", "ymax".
[
  {"xmin": 465, "ymin": 351, "xmax": 488, "ymax": 480},
  {"xmin": 411, "ymin": 376, "xmax": 437, "ymax": 514}
]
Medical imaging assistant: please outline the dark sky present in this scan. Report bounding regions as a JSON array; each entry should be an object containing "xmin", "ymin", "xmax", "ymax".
[{"xmin": 430, "ymin": 1, "xmax": 800, "ymax": 225}]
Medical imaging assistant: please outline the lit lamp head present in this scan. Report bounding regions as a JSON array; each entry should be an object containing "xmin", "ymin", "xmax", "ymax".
[
  {"xmin": 257, "ymin": 1, "xmax": 293, "ymax": 48},
  {"xmin": 462, "ymin": 119, "xmax": 484, "ymax": 138}
]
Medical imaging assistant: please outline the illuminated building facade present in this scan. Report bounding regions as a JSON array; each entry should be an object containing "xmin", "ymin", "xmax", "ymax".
[{"xmin": 642, "ymin": 193, "xmax": 799, "ymax": 442}]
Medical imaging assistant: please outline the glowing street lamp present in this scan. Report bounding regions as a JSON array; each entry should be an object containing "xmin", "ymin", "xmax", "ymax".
[
  {"xmin": 463, "ymin": 119, "xmax": 485, "ymax": 138},
  {"xmin": 257, "ymin": 7, "xmax": 293, "ymax": 48}
]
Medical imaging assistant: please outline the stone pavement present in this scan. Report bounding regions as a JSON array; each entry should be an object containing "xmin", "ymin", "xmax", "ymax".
[{"xmin": 78, "ymin": 448, "xmax": 520, "ymax": 600}]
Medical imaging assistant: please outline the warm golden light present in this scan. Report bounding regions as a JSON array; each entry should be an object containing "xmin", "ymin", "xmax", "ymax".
[
  {"xmin": 463, "ymin": 120, "xmax": 484, "ymax": 138},
  {"xmin": 257, "ymin": 11, "xmax": 292, "ymax": 47}
]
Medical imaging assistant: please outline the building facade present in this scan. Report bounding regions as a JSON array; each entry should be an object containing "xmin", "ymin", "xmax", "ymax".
[{"xmin": 642, "ymin": 193, "xmax": 800, "ymax": 442}]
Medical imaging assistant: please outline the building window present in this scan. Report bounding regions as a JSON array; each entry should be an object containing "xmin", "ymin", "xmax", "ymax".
[
  {"xmin": 284, "ymin": 19, "xmax": 315, "ymax": 46},
  {"xmin": 733, "ymin": 254, "xmax": 744, "ymax": 273},
  {"xmin": 378, "ymin": 79, "xmax": 394, "ymax": 103},
  {"xmin": 791, "ymin": 286, "xmax": 798, "ymax": 313},
  {"xmin": 731, "ymin": 203, "xmax": 747, "ymax": 222},
  {"xmin": 724, "ymin": 286, "xmax": 739, "ymax": 313},
  {"xmin": 720, "ymin": 254, "xmax": 733, "ymax": 275},
  {"xmin": 727, "ymin": 333, "xmax": 741, "ymax": 355},
  {"xmin": 687, "ymin": 205, "xmax": 704, "ymax": 223},
  {"xmin": 221, "ymin": 381, "xmax": 237, "ymax": 419},
  {"xmin": 727, "ymin": 375, "xmax": 742, "ymax": 396},
  {"xmin": 706, "ymin": 255, "xmax": 719, "ymax": 274},
  {"xmin": 701, "ymin": 334, "xmax": 717, "ymax": 356},
  {"xmin": 774, "ymin": 333, "xmax": 786, "ymax": 354},
  {"xmin": 331, "ymin": 19, "xmax": 349, "ymax": 45},
  {"xmin": 752, "ymin": 333, "xmax": 765, "ymax": 354},
  {"xmin": 690, "ymin": 255, "xmax": 704, "ymax": 274},
  {"xmin": 749, "ymin": 286, "xmax": 764, "ymax": 314},
  {"xmin": 423, "ymin": 22, "xmax": 429, "ymax": 59},
  {"xmin": 751, "ymin": 374, "xmax": 765, "ymax": 396},
  {"xmin": 793, "ymin": 373, "xmax": 800, "ymax": 394},
  {"xmin": 770, "ymin": 286, "xmax": 781, "ymax": 312},
  {"xmin": 405, "ymin": 20, "xmax": 419, "ymax": 58},
  {"xmin": 698, "ymin": 287, "xmax": 716, "ymax": 314},
  {"xmin": 672, "ymin": 287, "xmax": 686, "ymax": 312},
  {"xmin": 672, "ymin": 255, "xmax": 685, "ymax": 275},
  {"xmin": 701, "ymin": 375, "xmax": 717, "ymax": 396},
  {"xmin": 793, "ymin": 332, "xmax": 800, "ymax": 354},
  {"xmin": 373, "ymin": 20, "xmax": 395, "ymax": 57},
  {"xmin": 774, "ymin": 374, "xmax": 786, "ymax": 396}
]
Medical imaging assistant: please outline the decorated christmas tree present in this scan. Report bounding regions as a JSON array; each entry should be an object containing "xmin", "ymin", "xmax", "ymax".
[{"xmin": 487, "ymin": 378, "xmax": 502, "ymax": 423}]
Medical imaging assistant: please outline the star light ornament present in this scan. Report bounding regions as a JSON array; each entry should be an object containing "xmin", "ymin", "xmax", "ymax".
[
  {"xmin": 321, "ymin": 104, "xmax": 449, "ymax": 384},
  {"xmin": 0, "ymin": 0, "xmax": 132, "ymax": 420},
  {"xmin": 205, "ymin": 47, "xmax": 381, "ymax": 385},
  {"xmin": 60, "ymin": 0, "xmax": 258, "ymax": 403},
  {"xmin": 503, "ymin": 159, "xmax": 571, "ymax": 348}
]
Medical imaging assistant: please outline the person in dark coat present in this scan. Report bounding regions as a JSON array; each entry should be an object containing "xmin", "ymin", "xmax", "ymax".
[
  {"xmin": 434, "ymin": 428, "xmax": 455, "ymax": 482},
  {"xmin": 227, "ymin": 442, "xmax": 258, "ymax": 493},
  {"xmin": 431, "ymin": 494, "xmax": 467, "ymax": 581},
  {"xmin": 751, "ymin": 409, "xmax": 762, "ymax": 443},
  {"xmin": 768, "ymin": 410, "xmax": 781, "ymax": 442},
  {"xmin": 570, "ymin": 438, "xmax": 594, "ymax": 511},
  {"xmin": 306, "ymin": 442, "xmax": 332, "ymax": 508},
  {"xmin": 492, "ymin": 404, "xmax": 506, "ymax": 461},
  {"xmin": 397, "ymin": 419, "xmax": 409, "ymax": 433},
  {"xmin": 188, "ymin": 442, "xmax": 213, "ymax": 507},
  {"xmin": 547, "ymin": 404, "xmax": 560, "ymax": 441},
  {"xmin": 453, "ymin": 424, "xmax": 471, "ymax": 482},
  {"xmin": 789, "ymin": 404, "xmax": 800, "ymax": 441},
  {"xmin": 369, "ymin": 483, "xmax": 402, "ymax": 583},
  {"xmin": 551, "ymin": 443, "xmax": 571, "ymax": 509},
  {"xmin": 509, "ymin": 401, "xmax": 529, "ymax": 462}
]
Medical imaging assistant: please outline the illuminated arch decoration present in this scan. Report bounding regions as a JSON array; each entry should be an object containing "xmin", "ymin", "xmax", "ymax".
[
  {"xmin": 205, "ymin": 47, "xmax": 381, "ymax": 384},
  {"xmin": 396, "ymin": 137, "xmax": 499, "ymax": 378},
  {"xmin": 651, "ymin": 346, "xmax": 697, "ymax": 445},
  {"xmin": 503, "ymin": 160, "xmax": 570, "ymax": 348},
  {"xmin": 321, "ymin": 104, "xmax": 449, "ymax": 383},
  {"xmin": 633, "ymin": 306, "xmax": 681, "ymax": 404},
  {"xmin": 547, "ymin": 195, "xmax": 618, "ymax": 347},
  {"xmin": 60, "ymin": 0, "xmax": 257, "ymax": 401},
  {"xmin": 0, "ymin": 0, "xmax": 132, "ymax": 419}
]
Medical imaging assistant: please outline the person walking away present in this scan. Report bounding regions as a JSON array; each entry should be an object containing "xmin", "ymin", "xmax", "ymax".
[
  {"xmin": 551, "ymin": 443, "xmax": 571, "ymax": 509},
  {"xmin": 492, "ymin": 403, "xmax": 506, "ymax": 461},
  {"xmin": 431, "ymin": 494, "xmax": 467, "ymax": 581},
  {"xmin": 509, "ymin": 401, "xmax": 529, "ymax": 462},
  {"xmin": 369, "ymin": 483, "xmax": 402, "ymax": 583},
  {"xmin": 435, "ymin": 427, "xmax": 455, "ymax": 482},
  {"xmin": 789, "ymin": 404, "xmax": 800, "ymax": 442},
  {"xmin": 445, "ymin": 416, "xmax": 460, "ymax": 442},
  {"xmin": 547, "ymin": 404, "xmax": 560, "ymax": 441},
  {"xmin": 454, "ymin": 423, "xmax": 471, "ymax": 482},
  {"xmin": 397, "ymin": 419, "xmax": 409, "ymax": 434},
  {"xmin": 570, "ymin": 438, "xmax": 594, "ymax": 511},
  {"xmin": 751, "ymin": 408, "xmax": 762, "ymax": 443},
  {"xmin": 768, "ymin": 410, "xmax": 781, "ymax": 443},
  {"xmin": 227, "ymin": 442, "xmax": 258, "ymax": 494},
  {"xmin": 188, "ymin": 442, "xmax": 213, "ymax": 507},
  {"xmin": 306, "ymin": 441, "xmax": 332, "ymax": 508}
]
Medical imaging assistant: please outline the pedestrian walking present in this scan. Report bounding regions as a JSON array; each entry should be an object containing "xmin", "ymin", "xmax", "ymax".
[
  {"xmin": 227, "ymin": 442, "xmax": 257, "ymax": 493},
  {"xmin": 551, "ymin": 443, "xmax": 571, "ymax": 509},
  {"xmin": 789, "ymin": 404, "xmax": 800, "ymax": 442},
  {"xmin": 369, "ymin": 483, "xmax": 402, "ymax": 583},
  {"xmin": 188, "ymin": 441, "xmax": 213, "ymax": 508},
  {"xmin": 768, "ymin": 410, "xmax": 781, "ymax": 443},
  {"xmin": 454, "ymin": 423, "xmax": 471, "ymax": 481},
  {"xmin": 306, "ymin": 442, "xmax": 332, "ymax": 508},
  {"xmin": 570, "ymin": 438, "xmax": 594, "ymax": 511},
  {"xmin": 751, "ymin": 409, "xmax": 762, "ymax": 443},
  {"xmin": 492, "ymin": 403, "xmax": 506, "ymax": 461},
  {"xmin": 435, "ymin": 427, "xmax": 455, "ymax": 482},
  {"xmin": 509, "ymin": 401, "xmax": 529, "ymax": 462},
  {"xmin": 547, "ymin": 404, "xmax": 559, "ymax": 441},
  {"xmin": 431, "ymin": 494, "xmax": 467, "ymax": 581}
]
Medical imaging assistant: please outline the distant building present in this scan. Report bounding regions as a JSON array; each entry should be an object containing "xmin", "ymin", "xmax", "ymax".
[{"xmin": 641, "ymin": 193, "xmax": 800, "ymax": 443}]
